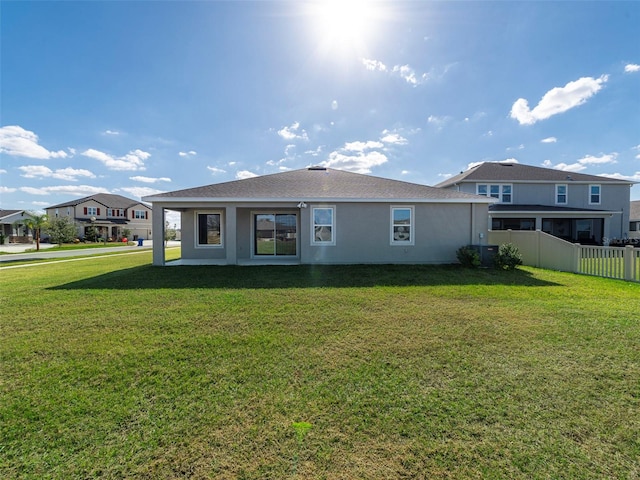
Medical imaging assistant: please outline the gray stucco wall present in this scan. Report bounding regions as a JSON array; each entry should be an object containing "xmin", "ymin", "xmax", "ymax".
[{"xmin": 175, "ymin": 201, "xmax": 489, "ymax": 265}]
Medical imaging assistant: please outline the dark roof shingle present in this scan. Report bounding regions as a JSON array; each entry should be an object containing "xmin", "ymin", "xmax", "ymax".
[
  {"xmin": 436, "ymin": 162, "xmax": 633, "ymax": 187},
  {"xmin": 144, "ymin": 168, "xmax": 492, "ymax": 202}
]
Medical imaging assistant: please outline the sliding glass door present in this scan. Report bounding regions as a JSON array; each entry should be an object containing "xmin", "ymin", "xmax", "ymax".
[{"xmin": 254, "ymin": 213, "xmax": 297, "ymax": 256}]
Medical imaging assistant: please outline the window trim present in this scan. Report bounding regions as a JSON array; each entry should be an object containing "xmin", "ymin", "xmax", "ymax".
[
  {"xmin": 555, "ymin": 184, "xmax": 568, "ymax": 205},
  {"xmin": 476, "ymin": 183, "xmax": 513, "ymax": 203},
  {"xmin": 311, "ymin": 205, "xmax": 336, "ymax": 246},
  {"xmin": 589, "ymin": 184, "xmax": 601, "ymax": 205},
  {"xmin": 195, "ymin": 211, "xmax": 224, "ymax": 248},
  {"xmin": 390, "ymin": 205, "xmax": 415, "ymax": 246}
]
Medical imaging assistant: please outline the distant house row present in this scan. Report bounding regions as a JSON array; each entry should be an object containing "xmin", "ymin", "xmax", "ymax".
[
  {"xmin": 2, "ymin": 162, "xmax": 638, "ymax": 259},
  {"xmin": 0, "ymin": 194, "xmax": 152, "ymax": 243}
]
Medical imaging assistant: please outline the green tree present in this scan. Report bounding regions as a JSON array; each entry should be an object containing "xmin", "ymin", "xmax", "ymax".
[
  {"xmin": 19, "ymin": 212, "xmax": 48, "ymax": 251},
  {"xmin": 164, "ymin": 221, "xmax": 177, "ymax": 242},
  {"xmin": 46, "ymin": 217, "xmax": 78, "ymax": 246}
]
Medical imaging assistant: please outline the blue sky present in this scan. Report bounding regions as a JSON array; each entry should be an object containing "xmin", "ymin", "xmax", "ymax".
[{"xmin": 1, "ymin": 0, "xmax": 639, "ymax": 226}]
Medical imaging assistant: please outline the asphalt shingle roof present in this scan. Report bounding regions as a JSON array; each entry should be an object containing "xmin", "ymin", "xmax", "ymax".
[
  {"xmin": 145, "ymin": 167, "xmax": 491, "ymax": 202},
  {"xmin": 47, "ymin": 193, "xmax": 149, "ymax": 210},
  {"xmin": 435, "ymin": 162, "xmax": 633, "ymax": 187},
  {"xmin": 0, "ymin": 209, "xmax": 23, "ymax": 220}
]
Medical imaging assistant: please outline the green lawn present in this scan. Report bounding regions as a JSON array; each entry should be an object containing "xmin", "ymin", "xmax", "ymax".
[{"xmin": 1, "ymin": 252, "xmax": 639, "ymax": 479}]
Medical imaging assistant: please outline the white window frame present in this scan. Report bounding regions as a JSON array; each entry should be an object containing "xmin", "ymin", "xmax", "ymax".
[
  {"xmin": 589, "ymin": 184, "xmax": 601, "ymax": 205},
  {"xmin": 311, "ymin": 206, "xmax": 336, "ymax": 246},
  {"xmin": 477, "ymin": 184, "xmax": 512, "ymax": 203},
  {"xmin": 390, "ymin": 206, "xmax": 414, "ymax": 246},
  {"xmin": 134, "ymin": 210, "xmax": 147, "ymax": 219},
  {"xmin": 555, "ymin": 184, "xmax": 568, "ymax": 205},
  {"xmin": 87, "ymin": 207, "xmax": 97, "ymax": 216},
  {"xmin": 195, "ymin": 211, "xmax": 224, "ymax": 248}
]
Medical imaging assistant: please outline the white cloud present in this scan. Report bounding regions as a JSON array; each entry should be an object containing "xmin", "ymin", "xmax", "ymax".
[
  {"xmin": 119, "ymin": 186, "xmax": 164, "ymax": 199},
  {"xmin": 104, "ymin": 130, "xmax": 120, "ymax": 135},
  {"xmin": 179, "ymin": 150, "xmax": 197, "ymax": 157},
  {"xmin": 82, "ymin": 148, "xmax": 149, "ymax": 171},
  {"xmin": 599, "ymin": 171, "xmax": 640, "ymax": 182},
  {"xmin": 129, "ymin": 176, "xmax": 171, "ymax": 183},
  {"xmin": 236, "ymin": 170, "xmax": 258, "ymax": 179},
  {"xmin": 362, "ymin": 58, "xmax": 387, "ymax": 72},
  {"xmin": 541, "ymin": 137, "xmax": 558, "ymax": 144},
  {"xmin": 0, "ymin": 125, "xmax": 68, "ymax": 159},
  {"xmin": 468, "ymin": 159, "xmax": 519, "ymax": 170},
  {"xmin": 624, "ymin": 64, "xmax": 640, "ymax": 73},
  {"xmin": 380, "ymin": 131, "xmax": 408, "ymax": 145},
  {"xmin": 427, "ymin": 115, "xmax": 451, "ymax": 129},
  {"xmin": 0, "ymin": 169, "xmax": 7, "ymax": 174},
  {"xmin": 543, "ymin": 153, "xmax": 618, "ymax": 172},
  {"xmin": 363, "ymin": 58, "xmax": 429, "ymax": 86},
  {"xmin": 510, "ymin": 75, "xmax": 608, "ymax": 125},
  {"xmin": 277, "ymin": 122, "xmax": 309, "ymax": 141},
  {"xmin": 1, "ymin": 186, "xmax": 17, "ymax": 193},
  {"xmin": 19, "ymin": 165, "xmax": 96, "ymax": 181},
  {"xmin": 19, "ymin": 185, "xmax": 109, "ymax": 197},
  {"xmin": 320, "ymin": 140, "xmax": 388, "ymax": 173},
  {"xmin": 392, "ymin": 64, "xmax": 422, "ymax": 85},
  {"xmin": 634, "ymin": 145, "xmax": 640, "ymax": 160},
  {"xmin": 207, "ymin": 166, "xmax": 227, "ymax": 175},
  {"xmin": 331, "ymin": 100, "xmax": 339, "ymax": 110}
]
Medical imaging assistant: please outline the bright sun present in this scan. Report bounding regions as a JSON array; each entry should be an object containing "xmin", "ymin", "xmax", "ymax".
[{"xmin": 308, "ymin": 0, "xmax": 382, "ymax": 54}]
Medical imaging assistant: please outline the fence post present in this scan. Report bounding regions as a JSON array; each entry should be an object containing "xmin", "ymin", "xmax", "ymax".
[
  {"xmin": 573, "ymin": 243, "xmax": 581, "ymax": 274},
  {"xmin": 624, "ymin": 245, "xmax": 634, "ymax": 281}
]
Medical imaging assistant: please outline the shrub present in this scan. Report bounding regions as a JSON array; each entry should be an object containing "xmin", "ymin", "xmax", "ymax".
[
  {"xmin": 456, "ymin": 245, "xmax": 481, "ymax": 268},
  {"xmin": 494, "ymin": 243, "xmax": 523, "ymax": 270}
]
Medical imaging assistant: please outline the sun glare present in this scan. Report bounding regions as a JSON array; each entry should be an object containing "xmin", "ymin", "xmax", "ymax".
[{"xmin": 308, "ymin": 0, "xmax": 383, "ymax": 55}]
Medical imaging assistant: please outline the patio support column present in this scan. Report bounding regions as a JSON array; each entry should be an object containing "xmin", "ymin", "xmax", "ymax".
[
  {"xmin": 151, "ymin": 205, "xmax": 165, "ymax": 266},
  {"xmin": 226, "ymin": 206, "xmax": 237, "ymax": 265}
]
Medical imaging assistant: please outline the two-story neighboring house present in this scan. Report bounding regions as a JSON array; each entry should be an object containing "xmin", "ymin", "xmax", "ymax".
[
  {"xmin": 436, "ymin": 162, "xmax": 634, "ymax": 245},
  {"xmin": 46, "ymin": 193, "xmax": 153, "ymax": 241}
]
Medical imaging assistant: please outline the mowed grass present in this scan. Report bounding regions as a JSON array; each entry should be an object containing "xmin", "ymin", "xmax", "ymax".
[{"xmin": 1, "ymin": 251, "xmax": 639, "ymax": 479}]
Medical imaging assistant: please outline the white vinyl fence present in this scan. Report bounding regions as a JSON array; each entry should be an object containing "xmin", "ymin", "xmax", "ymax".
[{"xmin": 488, "ymin": 230, "xmax": 639, "ymax": 282}]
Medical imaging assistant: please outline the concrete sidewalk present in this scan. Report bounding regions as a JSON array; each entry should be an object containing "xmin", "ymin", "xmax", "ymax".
[{"xmin": 0, "ymin": 240, "xmax": 180, "ymax": 263}]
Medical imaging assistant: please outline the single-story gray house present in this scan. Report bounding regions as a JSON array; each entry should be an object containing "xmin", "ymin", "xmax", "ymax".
[{"xmin": 142, "ymin": 167, "xmax": 495, "ymax": 266}]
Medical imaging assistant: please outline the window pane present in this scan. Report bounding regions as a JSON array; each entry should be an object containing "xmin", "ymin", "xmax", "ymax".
[
  {"xmin": 393, "ymin": 208, "xmax": 411, "ymax": 224},
  {"xmin": 314, "ymin": 208, "xmax": 332, "ymax": 225},
  {"xmin": 478, "ymin": 185, "xmax": 487, "ymax": 195},
  {"xmin": 490, "ymin": 185, "xmax": 500, "ymax": 198},
  {"xmin": 198, "ymin": 214, "xmax": 221, "ymax": 245},
  {"xmin": 314, "ymin": 226, "xmax": 332, "ymax": 242},
  {"xmin": 275, "ymin": 214, "xmax": 297, "ymax": 255},
  {"xmin": 255, "ymin": 214, "xmax": 275, "ymax": 255},
  {"xmin": 393, "ymin": 226, "xmax": 411, "ymax": 241}
]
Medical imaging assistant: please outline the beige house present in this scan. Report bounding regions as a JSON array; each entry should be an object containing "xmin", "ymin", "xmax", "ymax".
[{"xmin": 46, "ymin": 194, "xmax": 153, "ymax": 241}]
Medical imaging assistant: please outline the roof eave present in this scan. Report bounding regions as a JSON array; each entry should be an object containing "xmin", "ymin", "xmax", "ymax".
[{"xmin": 142, "ymin": 196, "xmax": 497, "ymax": 204}]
